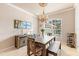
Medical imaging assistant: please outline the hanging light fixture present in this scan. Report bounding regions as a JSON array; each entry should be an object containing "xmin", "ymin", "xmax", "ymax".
[{"xmin": 38, "ymin": 3, "xmax": 48, "ymax": 22}]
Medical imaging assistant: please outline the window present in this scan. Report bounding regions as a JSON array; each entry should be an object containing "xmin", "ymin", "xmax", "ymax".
[
  {"xmin": 53, "ymin": 19, "xmax": 61, "ymax": 35},
  {"xmin": 45, "ymin": 18, "xmax": 61, "ymax": 36}
]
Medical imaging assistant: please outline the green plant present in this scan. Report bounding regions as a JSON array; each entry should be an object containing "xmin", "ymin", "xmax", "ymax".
[
  {"xmin": 41, "ymin": 29, "xmax": 44, "ymax": 37},
  {"xmin": 41, "ymin": 29, "xmax": 44, "ymax": 32}
]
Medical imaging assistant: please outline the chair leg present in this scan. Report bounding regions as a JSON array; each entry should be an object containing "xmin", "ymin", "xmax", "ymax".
[
  {"xmin": 46, "ymin": 49, "xmax": 48, "ymax": 56},
  {"xmin": 41, "ymin": 49, "xmax": 44, "ymax": 56},
  {"xmin": 59, "ymin": 43, "xmax": 61, "ymax": 49},
  {"xmin": 27, "ymin": 48, "xmax": 30, "ymax": 56}
]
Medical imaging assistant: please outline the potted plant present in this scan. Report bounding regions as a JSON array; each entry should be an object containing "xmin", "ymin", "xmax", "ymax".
[{"xmin": 41, "ymin": 29, "xmax": 44, "ymax": 37}]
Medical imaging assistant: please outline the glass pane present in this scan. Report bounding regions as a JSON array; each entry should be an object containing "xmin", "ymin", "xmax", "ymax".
[
  {"xmin": 53, "ymin": 19, "xmax": 61, "ymax": 35},
  {"xmin": 44, "ymin": 19, "xmax": 61, "ymax": 35}
]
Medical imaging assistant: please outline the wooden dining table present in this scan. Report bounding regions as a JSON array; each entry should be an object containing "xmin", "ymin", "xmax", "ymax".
[{"xmin": 35, "ymin": 35, "xmax": 55, "ymax": 56}]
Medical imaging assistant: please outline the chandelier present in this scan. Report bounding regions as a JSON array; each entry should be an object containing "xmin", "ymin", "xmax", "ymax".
[{"xmin": 38, "ymin": 3, "xmax": 48, "ymax": 22}]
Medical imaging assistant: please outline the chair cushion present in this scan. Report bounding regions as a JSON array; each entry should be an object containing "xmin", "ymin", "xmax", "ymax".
[{"xmin": 48, "ymin": 41, "xmax": 60, "ymax": 53}]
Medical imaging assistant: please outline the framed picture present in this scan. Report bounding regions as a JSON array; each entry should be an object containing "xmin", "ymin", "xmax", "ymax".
[
  {"xmin": 14, "ymin": 20, "xmax": 21, "ymax": 28},
  {"xmin": 26, "ymin": 21, "xmax": 31, "ymax": 29},
  {"xmin": 14, "ymin": 20, "xmax": 31, "ymax": 29},
  {"xmin": 20, "ymin": 21, "xmax": 27, "ymax": 29}
]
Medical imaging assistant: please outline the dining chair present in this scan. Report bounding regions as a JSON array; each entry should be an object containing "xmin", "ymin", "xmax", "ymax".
[
  {"xmin": 27, "ymin": 38, "xmax": 43, "ymax": 56},
  {"xmin": 47, "ymin": 41, "xmax": 61, "ymax": 56}
]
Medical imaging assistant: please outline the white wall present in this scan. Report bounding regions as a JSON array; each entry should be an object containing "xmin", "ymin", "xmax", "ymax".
[
  {"xmin": 74, "ymin": 4, "xmax": 79, "ymax": 48},
  {"xmin": 48, "ymin": 8, "xmax": 75, "ymax": 44},
  {"xmin": 0, "ymin": 4, "xmax": 38, "ymax": 50}
]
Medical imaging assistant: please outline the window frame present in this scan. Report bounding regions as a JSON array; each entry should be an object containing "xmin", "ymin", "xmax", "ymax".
[{"xmin": 44, "ymin": 18, "xmax": 62, "ymax": 36}]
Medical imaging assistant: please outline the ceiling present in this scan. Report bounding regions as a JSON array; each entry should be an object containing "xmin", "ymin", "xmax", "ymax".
[{"xmin": 13, "ymin": 3, "xmax": 74, "ymax": 15}]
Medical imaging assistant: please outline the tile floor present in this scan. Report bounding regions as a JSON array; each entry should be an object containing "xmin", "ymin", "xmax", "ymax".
[
  {"xmin": 0, "ymin": 44, "xmax": 79, "ymax": 56},
  {"xmin": 61, "ymin": 44, "xmax": 79, "ymax": 56}
]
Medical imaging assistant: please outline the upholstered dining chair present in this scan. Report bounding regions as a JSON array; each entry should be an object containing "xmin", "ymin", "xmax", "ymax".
[
  {"xmin": 27, "ymin": 38, "xmax": 43, "ymax": 56},
  {"xmin": 47, "ymin": 41, "xmax": 61, "ymax": 56}
]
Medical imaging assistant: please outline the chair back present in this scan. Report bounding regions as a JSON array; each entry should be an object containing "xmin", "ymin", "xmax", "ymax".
[
  {"xmin": 27, "ymin": 38, "xmax": 35, "ymax": 52},
  {"xmin": 27, "ymin": 37, "xmax": 43, "ymax": 56}
]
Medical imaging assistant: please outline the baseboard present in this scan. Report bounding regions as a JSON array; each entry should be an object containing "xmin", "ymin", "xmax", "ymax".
[{"xmin": 0, "ymin": 45, "xmax": 15, "ymax": 53}]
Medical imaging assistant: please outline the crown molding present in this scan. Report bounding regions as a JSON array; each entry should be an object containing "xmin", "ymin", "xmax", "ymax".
[
  {"xmin": 48, "ymin": 6, "xmax": 75, "ymax": 16},
  {"xmin": 6, "ymin": 3, "xmax": 36, "ymax": 17}
]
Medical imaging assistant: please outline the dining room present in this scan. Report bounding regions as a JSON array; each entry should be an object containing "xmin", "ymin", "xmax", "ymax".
[{"xmin": 0, "ymin": 3, "xmax": 76, "ymax": 56}]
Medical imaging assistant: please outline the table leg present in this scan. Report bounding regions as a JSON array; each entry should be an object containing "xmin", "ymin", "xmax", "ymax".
[
  {"xmin": 27, "ymin": 47, "xmax": 30, "ymax": 56},
  {"xmin": 42, "ymin": 45, "xmax": 47, "ymax": 56}
]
